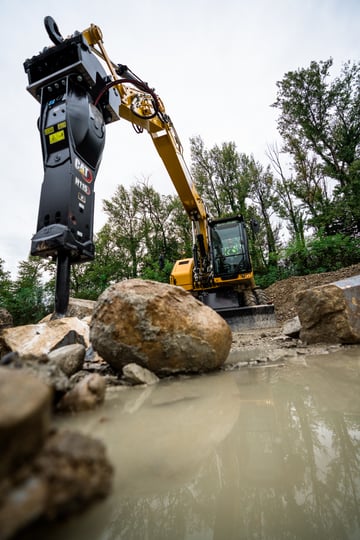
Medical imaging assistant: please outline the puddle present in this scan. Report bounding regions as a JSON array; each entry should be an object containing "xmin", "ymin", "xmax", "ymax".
[{"xmin": 27, "ymin": 348, "xmax": 360, "ymax": 539}]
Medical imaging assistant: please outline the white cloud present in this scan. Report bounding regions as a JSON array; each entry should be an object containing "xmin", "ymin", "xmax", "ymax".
[{"xmin": 1, "ymin": 0, "xmax": 359, "ymax": 277}]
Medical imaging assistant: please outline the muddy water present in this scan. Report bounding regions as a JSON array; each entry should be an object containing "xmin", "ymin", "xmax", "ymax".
[{"xmin": 37, "ymin": 349, "xmax": 360, "ymax": 539}]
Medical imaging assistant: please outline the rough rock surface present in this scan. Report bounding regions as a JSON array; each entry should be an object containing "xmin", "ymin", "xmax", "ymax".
[
  {"xmin": 123, "ymin": 363, "xmax": 160, "ymax": 385},
  {"xmin": 0, "ymin": 368, "xmax": 52, "ymax": 480},
  {"xmin": 0, "ymin": 317, "xmax": 89, "ymax": 360},
  {"xmin": 0, "ymin": 429, "xmax": 113, "ymax": 540},
  {"xmin": 56, "ymin": 373, "xmax": 106, "ymax": 412},
  {"xmin": 296, "ymin": 276, "xmax": 360, "ymax": 344},
  {"xmin": 66, "ymin": 298, "xmax": 96, "ymax": 320},
  {"xmin": 48, "ymin": 344, "xmax": 86, "ymax": 377},
  {"xmin": 90, "ymin": 279, "xmax": 232, "ymax": 375}
]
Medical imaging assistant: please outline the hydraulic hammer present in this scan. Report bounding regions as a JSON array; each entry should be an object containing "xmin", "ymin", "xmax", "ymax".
[{"xmin": 23, "ymin": 17, "xmax": 120, "ymax": 316}]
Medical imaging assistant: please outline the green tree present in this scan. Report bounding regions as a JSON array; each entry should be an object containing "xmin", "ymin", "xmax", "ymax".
[
  {"xmin": 0, "ymin": 258, "xmax": 13, "ymax": 310},
  {"xmin": 246, "ymin": 156, "xmax": 280, "ymax": 269},
  {"xmin": 71, "ymin": 180, "xmax": 192, "ymax": 293},
  {"xmin": 103, "ymin": 184, "xmax": 145, "ymax": 278},
  {"xmin": 190, "ymin": 136, "xmax": 250, "ymax": 217},
  {"xmin": 267, "ymin": 143, "xmax": 307, "ymax": 244},
  {"xmin": 7, "ymin": 257, "xmax": 51, "ymax": 325},
  {"xmin": 273, "ymin": 58, "xmax": 360, "ymax": 235}
]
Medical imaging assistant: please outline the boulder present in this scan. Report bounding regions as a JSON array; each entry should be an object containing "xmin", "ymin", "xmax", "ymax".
[
  {"xmin": 0, "ymin": 317, "xmax": 89, "ymax": 360},
  {"xmin": 90, "ymin": 279, "xmax": 232, "ymax": 375},
  {"xmin": 296, "ymin": 275, "xmax": 360, "ymax": 344},
  {"xmin": 0, "ymin": 368, "xmax": 52, "ymax": 480}
]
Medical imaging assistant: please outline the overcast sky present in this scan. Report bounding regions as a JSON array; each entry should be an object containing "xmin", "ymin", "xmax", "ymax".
[{"xmin": 1, "ymin": 0, "xmax": 359, "ymax": 277}]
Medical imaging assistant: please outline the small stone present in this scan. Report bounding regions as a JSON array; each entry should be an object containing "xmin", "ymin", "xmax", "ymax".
[
  {"xmin": 123, "ymin": 363, "xmax": 159, "ymax": 385},
  {"xmin": 283, "ymin": 316, "xmax": 301, "ymax": 339}
]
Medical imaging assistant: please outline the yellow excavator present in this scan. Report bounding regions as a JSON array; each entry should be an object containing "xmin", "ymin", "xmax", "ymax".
[{"xmin": 24, "ymin": 17, "xmax": 275, "ymax": 329}]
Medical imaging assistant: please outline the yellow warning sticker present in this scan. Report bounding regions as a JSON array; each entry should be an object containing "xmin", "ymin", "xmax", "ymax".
[
  {"xmin": 44, "ymin": 126, "xmax": 55, "ymax": 135},
  {"xmin": 57, "ymin": 121, "xmax": 67, "ymax": 130},
  {"xmin": 49, "ymin": 130, "xmax": 65, "ymax": 144}
]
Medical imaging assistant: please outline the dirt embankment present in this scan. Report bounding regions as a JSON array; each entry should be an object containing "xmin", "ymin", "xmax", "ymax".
[
  {"xmin": 265, "ymin": 263, "xmax": 360, "ymax": 323},
  {"xmin": 228, "ymin": 263, "xmax": 360, "ymax": 363}
]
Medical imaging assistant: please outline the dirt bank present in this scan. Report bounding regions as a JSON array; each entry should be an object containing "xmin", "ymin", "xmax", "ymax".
[
  {"xmin": 227, "ymin": 264, "xmax": 360, "ymax": 366},
  {"xmin": 265, "ymin": 263, "xmax": 360, "ymax": 323}
]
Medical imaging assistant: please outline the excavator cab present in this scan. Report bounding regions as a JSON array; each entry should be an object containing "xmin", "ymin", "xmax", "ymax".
[{"xmin": 210, "ymin": 216, "xmax": 252, "ymax": 279}]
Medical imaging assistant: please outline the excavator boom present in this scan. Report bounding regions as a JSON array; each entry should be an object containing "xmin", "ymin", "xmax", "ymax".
[{"xmin": 24, "ymin": 17, "xmax": 276, "ymax": 328}]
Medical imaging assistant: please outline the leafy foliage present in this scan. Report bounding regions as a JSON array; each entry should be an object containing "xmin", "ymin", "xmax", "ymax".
[
  {"xmin": 283, "ymin": 233, "xmax": 360, "ymax": 276},
  {"xmin": 1, "ymin": 258, "xmax": 52, "ymax": 325},
  {"xmin": 273, "ymin": 58, "xmax": 360, "ymax": 236},
  {"xmin": 3, "ymin": 57, "xmax": 360, "ymax": 323}
]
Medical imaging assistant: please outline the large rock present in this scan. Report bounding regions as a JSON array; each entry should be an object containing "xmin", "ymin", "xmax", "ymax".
[
  {"xmin": 0, "ymin": 368, "xmax": 52, "ymax": 480},
  {"xmin": 0, "ymin": 429, "xmax": 113, "ymax": 539},
  {"xmin": 0, "ymin": 369, "xmax": 113, "ymax": 539},
  {"xmin": 90, "ymin": 279, "xmax": 232, "ymax": 375},
  {"xmin": 0, "ymin": 317, "xmax": 89, "ymax": 360},
  {"xmin": 296, "ymin": 275, "xmax": 360, "ymax": 344}
]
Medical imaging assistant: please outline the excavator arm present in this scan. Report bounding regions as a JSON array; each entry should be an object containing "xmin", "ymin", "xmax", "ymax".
[
  {"xmin": 82, "ymin": 24, "xmax": 208, "ymax": 225},
  {"xmin": 24, "ymin": 17, "xmax": 276, "ymax": 328}
]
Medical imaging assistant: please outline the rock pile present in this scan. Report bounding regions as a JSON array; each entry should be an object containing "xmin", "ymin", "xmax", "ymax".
[
  {"xmin": 0, "ymin": 369, "xmax": 113, "ymax": 540},
  {"xmin": 0, "ymin": 278, "xmax": 233, "ymax": 538}
]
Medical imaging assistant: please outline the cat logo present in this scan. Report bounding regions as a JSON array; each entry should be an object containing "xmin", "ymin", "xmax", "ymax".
[{"xmin": 74, "ymin": 157, "xmax": 93, "ymax": 183}]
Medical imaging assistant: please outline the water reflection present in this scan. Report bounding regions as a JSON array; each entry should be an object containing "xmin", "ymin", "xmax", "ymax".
[{"xmin": 30, "ymin": 350, "xmax": 360, "ymax": 540}]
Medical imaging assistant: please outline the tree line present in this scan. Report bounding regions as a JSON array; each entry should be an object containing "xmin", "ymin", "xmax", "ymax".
[{"xmin": 2, "ymin": 58, "xmax": 360, "ymax": 325}]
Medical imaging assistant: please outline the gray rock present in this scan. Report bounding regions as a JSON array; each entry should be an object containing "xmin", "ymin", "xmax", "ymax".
[
  {"xmin": 90, "ymin": 279, "xmax": 232, "ymax": 376},
  {"xmin": 296, "ymin": 275, "xmax": 360, "ymax": 344},
  {"xmin": 123, "ymin": 363, "xmax": 160, "ymax": 385},
  {"xmin": 283, "ymin": 316, "xmax": 301, "ymax": 338},
  {"xmin": 36, "ymin": 429, "xmax": 113, "ymax": 517},
  {"xmin": 48, "ymin": 344, "xmax": 85, "ymax": 377}
]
